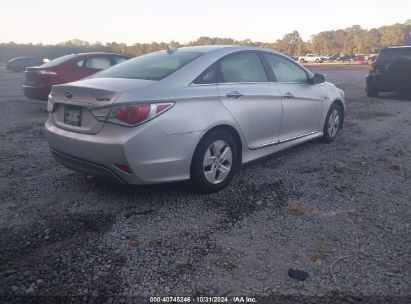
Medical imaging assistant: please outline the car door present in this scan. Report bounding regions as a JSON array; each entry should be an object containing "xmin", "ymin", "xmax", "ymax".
[
  {"xmin": 216, "ymin": 52, "xmax": 283, "ymax": 149},
  {"xmin": 262, "ymin": 53, "xmax": 324, "ymax": 141}
]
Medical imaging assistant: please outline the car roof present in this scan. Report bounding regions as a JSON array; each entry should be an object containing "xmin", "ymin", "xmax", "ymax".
[
  {"xmin": 73, "ymin": 52, "xmax": 127, "ymax": 57},
  {"xmin": 176, "ymin": 45, "xmax": 241, "ymax": 53},
  {"xmin": 383, "ymin": 45, "xmax": 411, "ymax": 50},
  {"xmin": 157, "ymin": 45, "xmax": 313, "ymax": 85},
  {"xmin": 171, "ymin": 45, "xmax": 287, "ymax": 56}
]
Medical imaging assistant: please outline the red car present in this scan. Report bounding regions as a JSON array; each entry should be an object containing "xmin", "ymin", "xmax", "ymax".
[
  {"xmin": 23, "ymin": 52, "xmax": 129, "ymax": 101},
  {"xmin": 354, "ymin": 56, "xmax": 367, "ymax": 64}
]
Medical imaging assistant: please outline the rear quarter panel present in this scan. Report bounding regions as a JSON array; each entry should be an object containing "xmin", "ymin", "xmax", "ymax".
[{"xmin": 154, "ymin": 85, "xmax": 243, "ymax": 137}]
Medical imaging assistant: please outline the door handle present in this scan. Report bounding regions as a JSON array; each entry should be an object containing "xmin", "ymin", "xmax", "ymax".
[
  {"xmin": 226, "ymin": 91, "xmax": 243, "ymax": 99},
  {"xmin": 283, "ymin": 92, "xmax": 295, "ymax": 99}
]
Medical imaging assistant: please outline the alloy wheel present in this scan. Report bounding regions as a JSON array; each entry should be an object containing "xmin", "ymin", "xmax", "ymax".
[
  {"xmin": 203, "ymin": 140, "xmax": 233, "ymax": 184},
  {"xmin": 328, "ymin": 109, "xmax": 340, "ymax": 137}
]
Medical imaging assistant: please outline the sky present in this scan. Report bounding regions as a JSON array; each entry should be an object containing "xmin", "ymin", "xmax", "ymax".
[{"xmin": 0, "ymin": 0, "xmax": 410, "ymax": 45}]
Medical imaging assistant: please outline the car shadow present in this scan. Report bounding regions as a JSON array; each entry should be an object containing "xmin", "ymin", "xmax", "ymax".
[
  {"xmin": 88, "ymin": 176, "xmax": 194, "ymax": 195},
  {"xmin": 83, "ymin": 139, "xmax": 322, "ymax": 196},
  {"xmin": 378, "ymin": 92, "xmax": 411, "ymax": 101}
]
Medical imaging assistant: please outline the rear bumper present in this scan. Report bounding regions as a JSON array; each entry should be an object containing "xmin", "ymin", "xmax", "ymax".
[
  {"xmin": 45, "ymin": 118, "xmax": 201, "ymax": 184},
  {"xmin": 50, "ymin": 148, "xmax": 126, "ymax": 183},
  {"xmin": 366, "ymin": 73, "xmax": 411, "ymax": 93},
  {"xmin": 23, "ymin": 85, "xmax": 51, "ymax": 101}
]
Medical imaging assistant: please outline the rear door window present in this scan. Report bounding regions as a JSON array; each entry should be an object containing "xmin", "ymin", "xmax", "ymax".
[
  {"xmin": 85, "ymin": 57, "xmax": 112, "ymax": 70},
  {"xmin": 193, "ymin": 65, "xmax": 217, "ymax": 84},
  {"xmin": 219, "ymin": 52, "xmax": 268, "ymax": 83}
]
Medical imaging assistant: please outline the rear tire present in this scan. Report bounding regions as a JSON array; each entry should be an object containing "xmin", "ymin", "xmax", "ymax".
[
  {"xmin": 191, "ymin": 130, "xmax": 238, "ymax": 193},
  {"xmin": 321, "ymin": 103, "xmax": 343, "ymax": 143}
]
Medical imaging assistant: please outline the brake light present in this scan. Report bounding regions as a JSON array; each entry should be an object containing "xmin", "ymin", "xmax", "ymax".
[
  {"xmin": 91, "ymin": 102, "xmax": 174, "ymax": 126},
  {"xmin": 37, "ymin": 70, "xmax": 57, "ymax": 76},
  {"xmin": 116, "ymin": 104, "xmax": 151, "ymax": 125}
]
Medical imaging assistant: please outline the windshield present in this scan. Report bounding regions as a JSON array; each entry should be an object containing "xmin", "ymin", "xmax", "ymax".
[
  {"xmin": 95, "ymin": 51, "xmax": 203, "ymax": 80},
  {"xmin": 40, "ymin": 54, "xmax": 76, "ymax": 68}
]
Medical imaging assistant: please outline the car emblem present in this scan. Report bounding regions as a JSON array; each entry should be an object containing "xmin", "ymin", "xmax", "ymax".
[{"xmin": 65, "ymin": 92, "xmax": 73, "ymax": 99}]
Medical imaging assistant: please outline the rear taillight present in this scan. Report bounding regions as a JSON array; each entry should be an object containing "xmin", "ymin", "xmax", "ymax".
[
  {"xmin": 91, "ymin": 102, "xmax": 174, "ymax": 126},
  {"xmin": 115, "ymin": 104, "xmax": 151, "ymax": 125},
  {"xmin": 37, "ymin": 70, "xmax": 57, "ymax": 76}
]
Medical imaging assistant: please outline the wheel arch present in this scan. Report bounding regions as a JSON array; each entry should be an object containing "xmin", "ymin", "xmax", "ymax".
[
  {"xmin": 331, "ymin": 99, "xmax": 345, "ymax": 128},
  {"xmin": 190, "ymin": 124, "xmax": 243, "ymax": 174}
]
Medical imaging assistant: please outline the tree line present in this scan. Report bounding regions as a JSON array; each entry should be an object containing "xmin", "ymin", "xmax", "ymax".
[{"xmin": 1, "ymin": 21, "xmax": 410, "ymax": 62}]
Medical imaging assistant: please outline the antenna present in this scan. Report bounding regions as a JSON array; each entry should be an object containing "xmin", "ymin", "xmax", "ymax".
[{"xmin": 167, "ymin": 44, "xmax": 177, "ymax": 54}]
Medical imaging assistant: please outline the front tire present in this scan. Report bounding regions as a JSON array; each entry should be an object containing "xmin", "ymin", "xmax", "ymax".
[
  {"xmin": 321, "ymin": 103, "xmax": 343, "ymax": 143},
  {"xmin": 191, "ymin": 130, "xmax": 238, "ymax": 193}
]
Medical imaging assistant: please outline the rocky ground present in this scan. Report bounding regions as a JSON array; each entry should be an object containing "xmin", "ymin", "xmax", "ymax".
[{"xmin": 0, "ymin": 65, "xmax": 410, "ymax": 303}]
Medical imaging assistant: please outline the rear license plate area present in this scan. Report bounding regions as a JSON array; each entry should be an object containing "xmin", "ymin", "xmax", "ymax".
[{"xmin": 64, "ymin": 106, "xmax": 82, "ymax": 126}]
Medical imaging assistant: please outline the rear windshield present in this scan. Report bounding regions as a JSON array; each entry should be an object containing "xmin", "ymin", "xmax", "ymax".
[
  {"xmin": 41, "ymin": 54, "xmax": 76, "ymax": 68},
  {"xmin": 94, "ymin": 51, "xmax": 203, "ymax": 80},
  {"xmin": 377, "ymin": 48, "xmax": 411, "ymax": 67}
]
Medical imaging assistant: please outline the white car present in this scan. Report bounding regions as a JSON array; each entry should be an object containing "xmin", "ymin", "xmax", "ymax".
[
  {"xmin": 45, "ymin": 45, "xmax": 345, "ymax": 192},
  {"xmin": 299, "ymin": 54, "xmax": 323, "ymax": 63}
]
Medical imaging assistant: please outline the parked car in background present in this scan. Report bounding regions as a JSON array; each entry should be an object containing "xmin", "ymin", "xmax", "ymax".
[
  {"xmin": 367, "ymin": 54, "xmax": 378, "ymax": 68},
  {"xmin": 45, "ymin": 45, "xmax": 345, "ymax": 193},
  {"xmin": 366, "ymin": 45, "xmax": 411, "ymax": 97},
  {"xmin": 338, "ymin": 55, "xmax": 355, "ymax": 62},
  {"xmin": 321, "ymin": 55, "xmax": 331, "ymax": 62},
  {"xmin": 23, "ymin": 52, "xmax": 129, "ymax": 101},
  {"xmin": 354, "ymin": 56, "xmax": 367, "ymax": 64},
  {"xmin": 298, "ymin": 54, "xmax": 323, "ymax": 63},
  {"xmin": 6, "ymin": 57, "xmax": 44, "ymax": 72},
  {"xmin": 328, "ymin": 55, "xmax": 339, "ymax": 62}
]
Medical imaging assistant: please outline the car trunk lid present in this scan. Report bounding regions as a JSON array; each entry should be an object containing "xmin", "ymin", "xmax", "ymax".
[
  {"xmin": 25, "ymin": 66, "xmax": 57, "ymax": 86},
  {"xmin": 49, "ymin": 77, "xmax": 156, "ymax": 134}
]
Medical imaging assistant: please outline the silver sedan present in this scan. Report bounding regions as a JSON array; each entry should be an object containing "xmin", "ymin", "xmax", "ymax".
[{"xmin": 45, "ymin": 45, "xmax": 345, "ymax": 192}]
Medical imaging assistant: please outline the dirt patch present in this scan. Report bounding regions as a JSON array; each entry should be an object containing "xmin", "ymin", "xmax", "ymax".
[{"xmin": 281, "ymin": 199, "xmax": 345, "ymax": 218}]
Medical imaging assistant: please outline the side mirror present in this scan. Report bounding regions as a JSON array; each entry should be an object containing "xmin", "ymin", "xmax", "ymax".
[{"xmin": 309, "ymin": 73, "xmax": 326, "ymax": 84}]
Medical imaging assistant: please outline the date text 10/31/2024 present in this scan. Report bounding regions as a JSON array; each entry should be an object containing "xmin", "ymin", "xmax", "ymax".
[{"xmin": 149, "ymin": 297, "xmax": 257, "ymax": 303}]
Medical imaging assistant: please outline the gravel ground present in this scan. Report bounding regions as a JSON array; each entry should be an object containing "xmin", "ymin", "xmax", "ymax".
[{"xmin": 0, "ymin": 65, "xmax": 410, "ymax": 304}]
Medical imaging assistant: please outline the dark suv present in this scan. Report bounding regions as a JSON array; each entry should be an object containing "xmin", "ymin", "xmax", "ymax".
[{"xmin": 366, "ymin": 46, "xmax": 411, "ymax": 97}]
